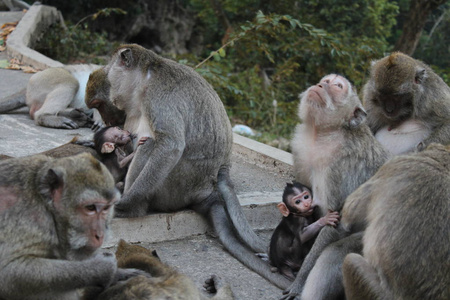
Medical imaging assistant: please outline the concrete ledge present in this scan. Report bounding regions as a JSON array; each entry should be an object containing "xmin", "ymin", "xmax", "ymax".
[
  {"xmin": 233, "ymin": 133, "xmax": 293, "ymax": 176},
  {"xmin": 105, "ymin": 194, "xmax": 281, "ymax": 247},
  {"xmin": 6, "ymin": 4, "xmax": 63, "ymax": 69}
]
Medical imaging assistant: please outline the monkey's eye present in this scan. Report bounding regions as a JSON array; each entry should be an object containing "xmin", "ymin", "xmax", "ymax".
[
  {"xmin": 304, "ymin": 195, "xmax": 309, "ymax": 200},
  {"xmin": 335, "ymin": 83, "xmax": 343, "ymax": 89},
  {"xmin": 85, "ymin": 205, "xmax": 96, "ymax": 211},
  {"xmin": 295, "ymin": 199, "xmax": 301, "ymax": 204}
]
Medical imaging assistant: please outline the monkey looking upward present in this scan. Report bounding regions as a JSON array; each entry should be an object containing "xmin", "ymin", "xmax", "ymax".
[
  {"xmin": 363, "ymin": 52, "xmax": 450, "ymax": 155},
  {"xmin": 284, "ymin": 74, "xmax": 389, "ymax": 300},
  {"xmin": 269, "ymin": 182, "xmax": 339, "ymax": 280},
  {"xmin": 0, "ymin": 153, "xmax": 144, "ymax": 300}
]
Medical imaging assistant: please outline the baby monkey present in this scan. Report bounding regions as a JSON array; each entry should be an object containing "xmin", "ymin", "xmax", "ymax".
[
  {"xmin": 269, "ymin": 182, "xmax": 340, "ymax": 280},
  {"xmin": 94, "ymin": 126, "xmax": 149, "ymax": 191}
]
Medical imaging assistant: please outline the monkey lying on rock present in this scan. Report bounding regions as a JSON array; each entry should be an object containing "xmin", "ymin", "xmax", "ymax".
[
  {"xmin": 364, "ymin": 52, "xmax": 450, "ymax": 155},
  {"xmin": 0, "ymin": 64, "xmax": 104, "ymax": 130},
  {"xmin": 83, "ymin": 239, "xmax": 235, "ymax": 300}
]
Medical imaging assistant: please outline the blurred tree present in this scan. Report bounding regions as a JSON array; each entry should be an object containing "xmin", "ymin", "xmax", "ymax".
[{"xmin": 394, "ymin": 0, "xmax": 449, "ymax": 55}]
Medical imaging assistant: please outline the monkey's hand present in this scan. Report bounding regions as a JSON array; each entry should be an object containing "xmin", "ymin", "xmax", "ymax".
[
  {"xmin": 89, "ymin": 252, "xmax": 118, "ymax": 288},
  {"xmin": 203, "ymin": 275, "xmax": 226, "ymax": 294},
  {"xmin": 280, "ymin": 291, "xmax": 301, "ymax": 300},
  {"xmin": 318, "ymin": 210, "xmax": 340, "ymax": 227}
]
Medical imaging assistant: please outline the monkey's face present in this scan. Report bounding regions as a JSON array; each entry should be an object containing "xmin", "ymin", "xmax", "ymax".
[
  {"xmin": 287, "ymin": 187, "xmax": 314, "ymax": 216},
  {"xmin": 299, "ymin": 74, "xmax": 353, "ymax": 126},
  {"xmin": 369, "ymin": 91, "xmax": 414, "ymax": 122},
  {"xmin": 104, "ymin": 126, "xmax": 134, "ymax": 146}
]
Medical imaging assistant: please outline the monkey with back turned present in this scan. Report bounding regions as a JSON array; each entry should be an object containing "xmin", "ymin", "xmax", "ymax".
[
  {"xmin": 95, "ymin": 44, "xmax": 291, "ymax": 289},
  {"xmin": 269, "ymin": 182, "xmax": 339, "ymax": 280},
  {"xmin": 0, "ymin": 153, "xmax": 146, "ymax": 300},
  {"xmin": 339, "ymin": 143, "xmax": 450, "ymax": 300},
  {"xmin": 83, "ymin": 239, "xmax": 235, "ymax": 300},
  {"xmin": 364, "ymin": 52, "xmax": 450, "ymax": 155}
]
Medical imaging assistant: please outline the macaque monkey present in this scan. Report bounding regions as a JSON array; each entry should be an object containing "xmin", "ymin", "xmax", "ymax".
[
  {"xmin": 363, "ymin": 52, "xmax": 450, "ymax": 155},
  {"xmin": 93, "ymin": 126, "xmax": 149, "ymax": 190},
  {"xmin": 85, "ymin": 68, "xmax": 126, "ymax": 127},
  {"xmin": 269, "ymin": 182, "xmax": 339, "ymax": 280},
  {"xmin": 83, "ymin": 239, "xmax": 235, "ymax": 300},
  {"xmin": 339, "ymin": 143, "xmax": 450, "ymax": 300},
  {"xmin": 283, "ymin": 74, "xmax": 389, "ymax": 300},
  {"xmin": 99, "ymin": 44, "xmax": 291, "ymax": 289},
  {"xmin": 0, "ymin": 153, "xmax": 144, "ymax": 300},
  {"xmin": 0, "ymin": 64, "xmax": 103, "ymax": 129}
]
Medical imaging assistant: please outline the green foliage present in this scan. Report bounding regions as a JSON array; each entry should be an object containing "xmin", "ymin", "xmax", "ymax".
[
  {"xmin": 34, "ymin": 8, "xmax": 125, "ymax": 64},
  {"xmin": 182, "ymin": 2, "xmax": 399, "ymax": 143}
]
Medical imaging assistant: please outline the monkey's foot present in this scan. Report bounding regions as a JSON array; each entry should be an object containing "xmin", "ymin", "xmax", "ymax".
[{"xmin": 203, "ymin": 274, "xmax": 224, "ymax": 294}]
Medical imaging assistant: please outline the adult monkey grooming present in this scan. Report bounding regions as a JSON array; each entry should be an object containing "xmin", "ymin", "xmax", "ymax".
[
  {"xmin": 342, "ymin": 143, "xmax": 450, "ymax": 300},
  {"xmin": 0, "ymin": 153, "xmax": 142, "ymax": 300},
  {"xmin": 102, "ymin": 44, "xmax": 291, "ymax": 289},
  {"xmin": 284, "ymin": 74, "xmax": 389, "ymax": 299},
  {"xmin": 364, "ymin": 52, "xmax": 450, "ymax": 155}
]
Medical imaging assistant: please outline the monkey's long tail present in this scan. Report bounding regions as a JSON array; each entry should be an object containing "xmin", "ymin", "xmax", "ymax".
[
  {"xmin": 0, "ymin": 89, "xmax": 26, "ymax": 113},
  {"xmin": 208, "ymin": 201, "xmax": 292, "ymax": 290},
  {"xmin": 217, "ymin": 166, "xmax": 267, "ymax": 253}
]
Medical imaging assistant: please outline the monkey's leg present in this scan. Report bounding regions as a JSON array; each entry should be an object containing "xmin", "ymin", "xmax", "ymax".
[
  {"xmin": 342, "ymin": 253, "xmax": 391, "ymax": 300},
  {"xmin": 207, "ymin": 275, "xmax": 235, "ymax": 300},
  {"xmin": 0, "ymin": 90, "xmax": 26, "ymax": 113},
  {"xmin": 33, "ymin": 86, "xmax": 80, "ymax": 129},
  {"xmin": 217, "ymin": 167, "xmax": 267, "ymax": 253},
  {"xmin": 282, "ymin": 226, "xmax": 346, "ymax": 299},
  {"xmin": 300, "ymin": 232, "xmax": 363, "ymax": 300},
  {"xmin": 57, "ymin": 108, "xmax": 95, "ymax": 128},
  {"xmin": 208, "ymin": 199, "xmax": 291, "ymax": 290}
]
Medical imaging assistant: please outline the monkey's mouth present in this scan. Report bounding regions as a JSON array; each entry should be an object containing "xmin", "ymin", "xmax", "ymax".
[{"xmin": 383, "ymin": 99, "xmax": 398, "ymax": 116}]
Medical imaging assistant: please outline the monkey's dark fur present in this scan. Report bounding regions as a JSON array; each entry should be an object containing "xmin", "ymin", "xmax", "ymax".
[
  {"xmin": 341, "ymin": 143, "xmax": 450, "ymax": 300},
  {"xmin": 83, "ymin": 240, "xmax": 235, "ymax": 300},
  {"xmin": 269, "ymin": 182, "xmax": 317, "ymax": 280},
  {"xmin": 0, "ymin": 153, "xmax": 119, "ymax": 300},
  {"xmin": 364, "ymin": 52, "xmax": 450, "ymax": 153},
  {"xmin": 98, "ymin": 44, "xmax": 291, "ymax": 289}
]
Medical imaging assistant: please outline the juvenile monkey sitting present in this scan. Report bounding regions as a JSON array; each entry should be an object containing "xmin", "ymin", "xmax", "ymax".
[
  {"xmin": 269, "ymin": 182, "xmax": 339, "ymax": 280},
  {"xmin": 94, "ymin": 126, "xmax": 149, "ymax": 191}
]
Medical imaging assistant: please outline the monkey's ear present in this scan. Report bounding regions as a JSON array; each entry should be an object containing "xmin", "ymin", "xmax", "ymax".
[
  {"xmin": 151, "ymin": 250, "xmax": 160, "ymax": 259},
  {"xmin": 277, "ymin": 202, "xmax": 290, "ymax": 217},
  {"xmin": 119, "ymin": 48, "xmax": 133, "ymax": 68},
  {"xmin": 414, "ymin": 68, "xmax": 426, "ymax": 84},
  {"xmin": 40, "ymin": 168, "xmax": 65, "ymax": 204},
  {"xmin": 101, "ymin": 142, "xmax": 116, "ymax": 154},
  {"xmin": 349, "ymin": 107, "xmax": 367, "ymax": 128}
]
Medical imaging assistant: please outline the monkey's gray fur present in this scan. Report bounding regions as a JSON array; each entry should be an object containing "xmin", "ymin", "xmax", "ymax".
[
  {"xmin": 342, "ymin": 143, "xmax": 450, "ymax": 300},
  {"xmin": 100, "ymin": 44, "xmax": 291, "ymax": 289}
]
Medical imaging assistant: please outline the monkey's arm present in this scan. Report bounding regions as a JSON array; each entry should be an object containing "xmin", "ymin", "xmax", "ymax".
[
  {"xmin": 300, "ymin": 210, "xmax": 339, "ymax": 242},
  {"xmin": 421, "ymin": 122, "xmax": 450, "ymax": 150},
  {"xmin": 115, "ymin": 148, "xmax": 134, "ymax": 168},
  {"xmin": 283, "ymin": 225, "xmax": 348, "ymax": 298},
  {"xmin": 118, "ymin": 111, "xmax": 185, "ymax": 213},
  {"xmin": 0, "ymin": 253, "xmax": 117, "ymax": 297}
]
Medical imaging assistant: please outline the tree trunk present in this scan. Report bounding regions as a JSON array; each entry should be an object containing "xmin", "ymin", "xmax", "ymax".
[{"xmin": 394, "ymin": 0, "xmax": 448, "ymax": 56}]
